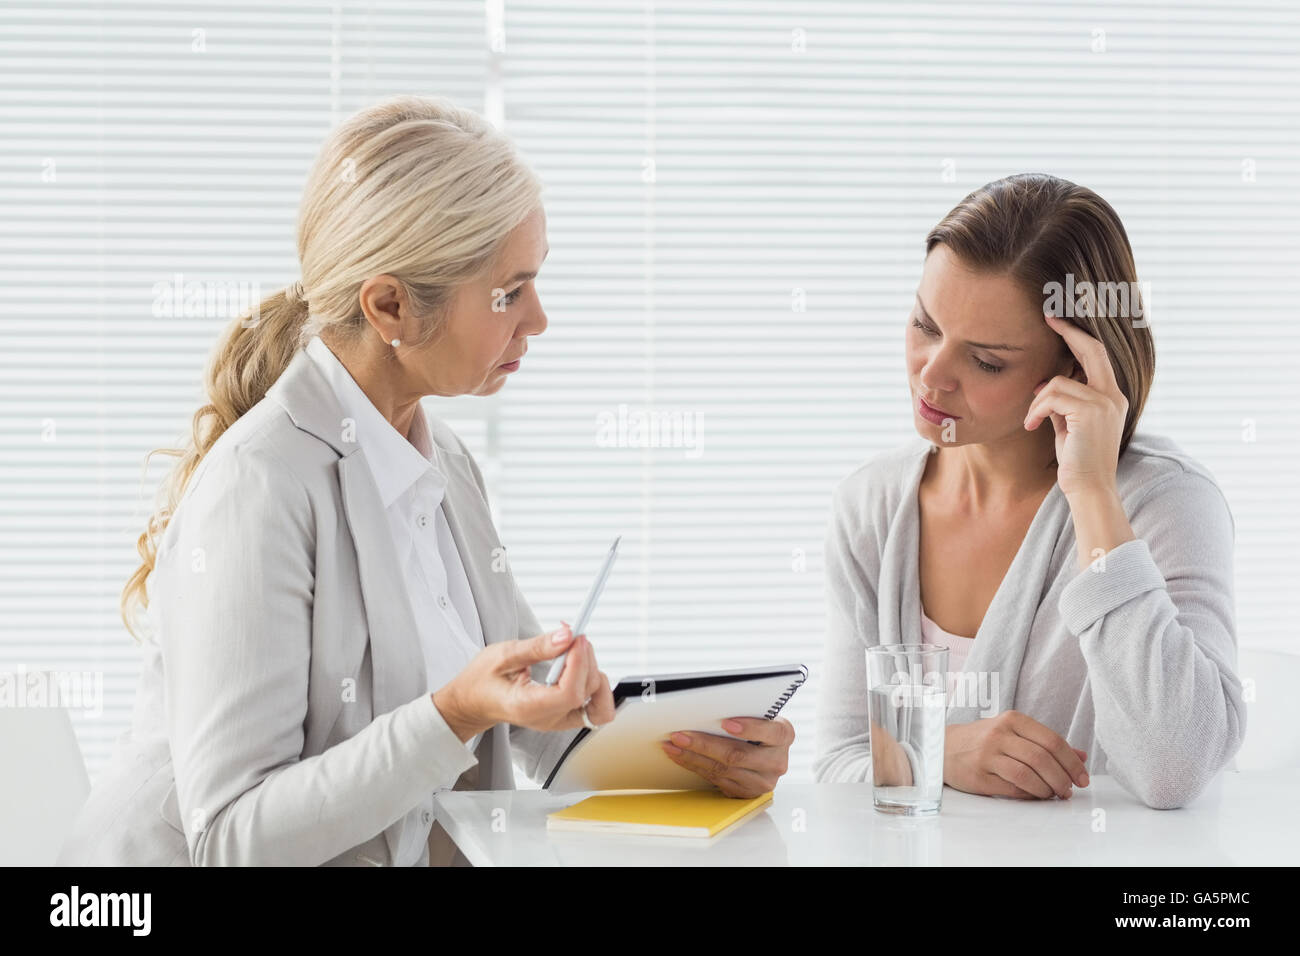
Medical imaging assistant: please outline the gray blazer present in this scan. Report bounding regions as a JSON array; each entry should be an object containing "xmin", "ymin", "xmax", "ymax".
[{"xmin": 58, "ymin": 347, "xmax": 576, "ymax": 866}]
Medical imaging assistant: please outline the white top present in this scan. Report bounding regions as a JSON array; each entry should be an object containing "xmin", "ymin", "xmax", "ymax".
[
  {"xmin": 814, "ymin": 431, "xmax": 1245, "ymax": 810},
  {"xmin": 920, "ymin": 606, "xmax": 974, "ymax": 673},
  {"xmin": 306, "ymin": 335, "xmax": 486, "ymax": 864}
]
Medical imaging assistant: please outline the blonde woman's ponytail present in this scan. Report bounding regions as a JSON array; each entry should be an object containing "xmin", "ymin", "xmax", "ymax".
[{"xmin": 120, "ymin": 285, "xmax": 307, "ymax": 640}]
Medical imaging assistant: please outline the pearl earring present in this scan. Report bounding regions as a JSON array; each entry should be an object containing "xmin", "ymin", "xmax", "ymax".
[{"xmin": 390, "ymin": 338, "xmax": 401, "ymax": 347}]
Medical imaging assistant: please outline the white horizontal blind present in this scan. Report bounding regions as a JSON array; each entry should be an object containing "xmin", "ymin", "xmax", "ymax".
[
  {"xmin": 495, "ymin": 0, "xmax": 1300, "ymax": 786},
  {"xmin": 3, "ymin": 0, "xmax": 1298, "ymax": 796},
  {"xmin": 0, "ymin": 0, "xmax": 491, "ymax": 782}
]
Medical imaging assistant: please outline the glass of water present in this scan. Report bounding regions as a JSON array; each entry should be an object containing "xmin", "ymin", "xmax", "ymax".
[{"xmin": 865, "ymin": 644, "xmax": 949, "ymax": 815}]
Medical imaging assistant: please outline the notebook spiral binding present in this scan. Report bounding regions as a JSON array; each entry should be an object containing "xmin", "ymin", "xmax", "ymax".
[{"xmin": 764, "ymin": 671, "xmax": 807, "ymax": 720}]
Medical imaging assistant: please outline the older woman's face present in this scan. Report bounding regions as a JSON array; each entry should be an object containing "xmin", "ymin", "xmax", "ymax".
[
  {"xmin": 906, "ymin": 243, "xmax": 1075, "ymax": 445},
  {"xmin": 415, "ymin": 207, "xmax": 549, "ymax": 398}
]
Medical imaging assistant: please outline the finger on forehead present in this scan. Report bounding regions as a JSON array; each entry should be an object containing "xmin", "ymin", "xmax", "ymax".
[{"xmin": 1047, "ymin": 314, "xmax": 1119, "ymax": 394}]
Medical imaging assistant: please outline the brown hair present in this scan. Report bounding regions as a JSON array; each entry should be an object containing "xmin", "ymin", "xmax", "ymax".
[
  {"xmin": 120, "ymin": 94, "xmax": 542, "ymax": 641},
  {"xmin": 924, "ymin": 172, "xmax": 1155, "ymax": 459}
]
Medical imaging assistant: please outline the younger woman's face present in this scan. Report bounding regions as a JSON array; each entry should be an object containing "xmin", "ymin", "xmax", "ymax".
[{"xmin": 906, "ymin": 243, "xmax": 1077, "ymax": 446}]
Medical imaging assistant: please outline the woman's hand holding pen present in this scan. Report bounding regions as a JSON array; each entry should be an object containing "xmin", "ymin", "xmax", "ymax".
[
  {"xmin": 432, "ymin": 622, "xmax": 616, "ymax": 743},
  {"xmin": 659, "ymin": 717, "xmax": 795, "ymax": 799}
]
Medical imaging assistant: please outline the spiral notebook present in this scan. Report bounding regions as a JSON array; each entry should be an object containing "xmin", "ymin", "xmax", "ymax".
[{"xmin": 543, "ymin": 663, "xmax": 807, "ymax": 792}]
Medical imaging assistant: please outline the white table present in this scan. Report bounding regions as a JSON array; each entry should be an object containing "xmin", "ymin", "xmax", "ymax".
[{"xmin": 431, "ymin": 770, "xmax": 1297, "ymax": 866}]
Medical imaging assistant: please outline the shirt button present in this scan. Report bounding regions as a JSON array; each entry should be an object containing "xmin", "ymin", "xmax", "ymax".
[
  {"xmin": 416, "ymin": 513, "xmax": 429, "ymax": 529},
  {"xmin": 437, "ymin": 594, "xmax": 449, "ymax": 610},
  {"xmin": 421, "ymin": 809, "xmax": 433, "ymax": 825}
]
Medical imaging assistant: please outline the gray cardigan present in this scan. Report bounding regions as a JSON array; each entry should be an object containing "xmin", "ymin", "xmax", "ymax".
[{"xmin": 812, "ymin": 430, "xmax": 1246, "ymax": 809}]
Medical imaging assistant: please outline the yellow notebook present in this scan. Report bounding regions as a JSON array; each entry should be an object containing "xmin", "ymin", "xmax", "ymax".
[{"xmin": 546, "ymin": 789, "xmax": 774, "ymax": 838}]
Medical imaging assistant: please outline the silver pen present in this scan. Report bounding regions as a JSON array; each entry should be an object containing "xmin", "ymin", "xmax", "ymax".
[{"xmin": 544, "ymin": 535, "xmax": 621, "ymax": 685}]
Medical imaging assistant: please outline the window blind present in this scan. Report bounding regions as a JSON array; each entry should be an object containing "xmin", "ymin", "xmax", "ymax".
[
  {"xmin": 2, "ymin": 1, "xmax": 1296, "ymax": 793},
  {"xmin": 0, "ymin": 0, "xmax": 493, "ymax": 780},
  {"xmin": 493, "ymin": 0, "xmax": 1300, "ymax": 788}
]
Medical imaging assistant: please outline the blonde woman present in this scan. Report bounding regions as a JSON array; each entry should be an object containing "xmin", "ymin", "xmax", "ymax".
[
  {"xmin": 59, "ymin": 96, "xmax": 794, "ymax": 867},
  {"xmin": 814, "ymin": 174, "xmax": 1245, "ymax": 810}
]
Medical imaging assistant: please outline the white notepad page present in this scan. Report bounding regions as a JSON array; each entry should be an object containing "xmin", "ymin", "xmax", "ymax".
[{"xmin": 547, "ymin": 670, "xmax": 804, "ymax": 792}]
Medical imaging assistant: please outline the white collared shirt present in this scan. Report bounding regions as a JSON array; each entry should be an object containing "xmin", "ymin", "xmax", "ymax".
[{"xmin": 305, "ymin": 335, "xmax": 485, "ymax": 864}]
